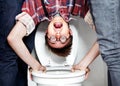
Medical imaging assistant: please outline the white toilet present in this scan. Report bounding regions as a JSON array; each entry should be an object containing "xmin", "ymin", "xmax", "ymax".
[
  {"xmin": 32, "ymin": 66, "xmax": 85, "ymax": 86},
  {"xmin": 31, "ymin": 18, "xmax": 96, "ymax": 86}
]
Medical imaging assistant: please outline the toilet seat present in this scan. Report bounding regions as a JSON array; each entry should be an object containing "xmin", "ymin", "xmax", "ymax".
[
  {"xmin": 34, "ymin": 23, "xmax": 80, "ymax": 66},
  {"xmin": 32, "ymin": 66, "xmax": 85, "ymax": 85}
]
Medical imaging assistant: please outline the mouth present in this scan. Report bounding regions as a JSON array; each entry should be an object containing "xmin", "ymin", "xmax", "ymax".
[{"xmin": 54, "ymin": 22, "xmax": 63, "ymax": 28}]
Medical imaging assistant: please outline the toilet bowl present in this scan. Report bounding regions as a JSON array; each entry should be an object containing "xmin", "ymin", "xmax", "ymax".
[
  {"xmin": 32, "ymin": 19, "xmax": 96, "ymax": 86},
  {"xmin": 32, "ymin": 66, "xmax": 85, "ymax": 86}
]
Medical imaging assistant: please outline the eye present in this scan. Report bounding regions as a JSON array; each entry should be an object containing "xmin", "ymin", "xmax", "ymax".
[
  {"xmin": 49, "ymin": 36, "xmax": 56, "ymax": 43},
  {"xmin": 60, "ymin": 36, "xmax": 67, "ymax": 43}
]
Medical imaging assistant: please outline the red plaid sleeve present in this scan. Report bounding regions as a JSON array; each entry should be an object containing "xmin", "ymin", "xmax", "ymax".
[
  {"xmin": 72, "ymin": 0, "xmax": 89, "ymax": 18},
  {"xmin": 22, "ymin": 0, "xmax": 45, "ymax": 25}
]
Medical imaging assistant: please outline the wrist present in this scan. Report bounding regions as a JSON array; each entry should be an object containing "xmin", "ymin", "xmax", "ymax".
[{"xmin": 78, "ymin": 61, "xmax": 89, "ymax": 70}]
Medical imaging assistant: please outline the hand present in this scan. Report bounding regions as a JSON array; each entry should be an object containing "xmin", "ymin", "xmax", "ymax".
[
  {"xmin": 33, "ymin": 65, "xmax": 46, "ymax": 72},
  {"xmin": 31, "ymin": 61, "xmax": 46, "ymax": 71},
  {"xmin": 71, "ymin": 64, "xmax": 90, "ymax": 79},
  {"xmin": 29, "ymin": 65, "xmax": 46, "ymax": 80}
]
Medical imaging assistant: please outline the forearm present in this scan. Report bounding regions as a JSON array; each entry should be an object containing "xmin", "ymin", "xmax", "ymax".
[
  {"xmin": 78, "ymin": 41, "xmax": 100, "ymax": 69},
  {"xmin": 7, "ymin": 21, "xmax": 41, "ymax": 70},
  {"xmin": 84, "ymin": 10, "xmax": 95, "ymax": 30}
]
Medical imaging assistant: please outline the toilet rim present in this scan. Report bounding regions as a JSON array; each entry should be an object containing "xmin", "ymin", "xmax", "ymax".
[{"xmin": 32, "ymin": 66, "xmax": 86, "ymax": 79}]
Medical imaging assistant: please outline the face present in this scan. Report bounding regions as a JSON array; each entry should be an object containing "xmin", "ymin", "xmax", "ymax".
[{"xmin": 46, "ymin": 16, "xmax": 72, "ymax": 49}]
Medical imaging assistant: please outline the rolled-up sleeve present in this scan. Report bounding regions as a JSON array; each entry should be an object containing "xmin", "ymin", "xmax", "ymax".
[{"xmin": 15, "ymin": 0, "xmax": 41, "ymax": 36}]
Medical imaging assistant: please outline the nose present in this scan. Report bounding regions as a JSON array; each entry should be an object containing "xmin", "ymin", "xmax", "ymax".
[
  {"xmin": 54, "ymin": 22, "xmax": 63, "ymax": 28},
  {"xmin": 56, "ymin": 33, "xmax": 60, "ymax": 40}
]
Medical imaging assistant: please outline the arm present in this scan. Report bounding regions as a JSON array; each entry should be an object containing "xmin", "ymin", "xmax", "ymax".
[
  {"xmin": 7, "ymin": 0, "xmax": 45, "ymax": 71},
  {"xmin": 77, "ymin": 10, "xmax": 99, "ymax": 70},
  {"xmin": 72, "ymin": 11, "xmax": 99, "ymax": 77},
  {"xmin": 84, "ymin": 10, "xmax": 95, "ymax": 30},
  {"xmin": 76, "ymin": 41, "xmax": 99, "ymax": 70},
  {"xmin": 72, "ymin": 41, "xmax": 99, "ymax": 79},
  {"xmin": 7, "ymin": 21, "xmax": 45, "ymax": 71}
]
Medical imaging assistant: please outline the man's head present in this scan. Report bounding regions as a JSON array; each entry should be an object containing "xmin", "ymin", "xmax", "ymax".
[{"xmin": 45, "ymin": 15, "xmax": 73, "ymax": 57}]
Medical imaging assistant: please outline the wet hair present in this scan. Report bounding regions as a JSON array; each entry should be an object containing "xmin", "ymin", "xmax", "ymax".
[{"xmin": 45, "ymin": 35, "xmax": 73, "ymax": 57}]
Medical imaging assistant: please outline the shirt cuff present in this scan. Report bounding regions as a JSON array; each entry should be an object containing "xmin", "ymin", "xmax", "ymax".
[{"xmin": 15, "ymin": 12, "xmax": 35, "ymax": 36}]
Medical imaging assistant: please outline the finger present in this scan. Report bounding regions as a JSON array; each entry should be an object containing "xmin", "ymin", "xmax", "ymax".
[
  {"xmin": 71, "ymin": 65, "xmax": 78, "ymax": 72},
  {"xmin": 28, "ymin": 68, "xmax": 33, "ymax": 81},
  {"xmin": 40, "ymin": 66, "xmax": 46, "ymax": 72},
  {"xmin": 85, "ymin": 72, "xmax": 89, "ymax": 79},
  {"xmin": 85, "ymin": 68, "xmax": 90, "ymax": 73},
  {"xmin": 85, "ymin": 68, "xmax": 90, "ymax": 79},
  {"xmin": 71, "ymin": 67, "xmax": 75, "ymax": 72},
  {"xmin": 29, "ymin": 71, "xmax": 33, "ymax": 81}
]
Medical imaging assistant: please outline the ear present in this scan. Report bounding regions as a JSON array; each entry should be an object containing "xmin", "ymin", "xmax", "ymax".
[
  {"xmin": 45, "ymin": 29, "xmax": 48, "ymax": 34},
  {"xmin": 69, "ymin": 28, "xmax": 73, "ymax": 35}
]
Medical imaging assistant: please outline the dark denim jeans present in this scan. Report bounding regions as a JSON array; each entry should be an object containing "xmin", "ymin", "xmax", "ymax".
[
  {"xmin": 90, "ymin": 0, "xmax": 120, "ymax": 86},
  {"xmin": 0, "ymin": 0, "xmax": 35, "ymax": 86}
]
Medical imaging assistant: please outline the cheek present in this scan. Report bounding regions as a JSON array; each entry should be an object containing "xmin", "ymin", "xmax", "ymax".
[
  {"xmin": 63, "ymin": 22, "xmax": 69, "ymax": 29},
  {"xmin": 62, "ymin": 26, "xmax": 69, "ymax": 33},
  {"xmin": 61, "ymin": 30, "xmax": 69, "ymax": 36},
  {"xmin": 47, "ymin": 28, "xmax": 55, "ymax": 35},
  {"xmin": 48, "ymin": 24, "xmax": 53, "ymax": 32}
]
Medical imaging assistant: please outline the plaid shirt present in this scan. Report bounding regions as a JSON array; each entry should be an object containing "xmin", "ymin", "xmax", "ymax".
[
  {"xmin": 22, "ymin": 0, "xmax": 88, "ymax": 24},
  {"xmin": 16, "ymin": 0, "xmax": 88, "ymax": 36}
]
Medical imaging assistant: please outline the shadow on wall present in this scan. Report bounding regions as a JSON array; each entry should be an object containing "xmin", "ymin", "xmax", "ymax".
[{"xmin": 28, "ymin": 17, "xmax": 108, "ymax": 86}]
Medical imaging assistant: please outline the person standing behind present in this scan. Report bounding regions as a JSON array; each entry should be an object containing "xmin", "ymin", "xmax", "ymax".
[
  {"xmin": 0, "ymin": 0, "xmax": 43, "ymax": 86},
  {"xmin": 89, "ymin": 0, "xmax": 120, "ymax": 86}
]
